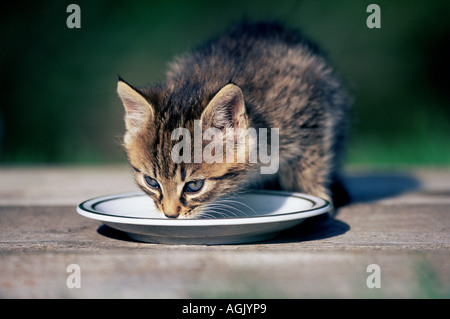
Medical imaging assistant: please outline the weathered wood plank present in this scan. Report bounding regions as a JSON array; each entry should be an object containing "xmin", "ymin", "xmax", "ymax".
[{"xmin": 0, "ymin": 166, "xmax": 449, "ymax": 298}]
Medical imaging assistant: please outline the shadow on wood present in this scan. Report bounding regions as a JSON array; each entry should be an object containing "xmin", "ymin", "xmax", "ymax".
[
  {"xmin": 97, "ymin": 224, "xmax": 136, "ymax": 243},
  {"xmin": 267, "ymin": 213, "xmax": 350, "ymax": 244},
  {"xmin": 343, "ymin": 171, "xmax": 421, "ymax": 203}
]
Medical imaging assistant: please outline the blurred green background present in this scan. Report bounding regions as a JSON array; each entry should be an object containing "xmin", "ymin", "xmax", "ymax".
[{"xmin": 0, "ymin": 0, "xmax": 449, "ymax": 167}]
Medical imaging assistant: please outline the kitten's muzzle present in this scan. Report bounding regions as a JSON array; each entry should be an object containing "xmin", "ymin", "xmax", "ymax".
[
  {"xmin": 164, "ymin": 212, "xmax": 180, "ymax": 219},
  {"xmin": 159, "ymin": 200, "xmax": 181, "ymax": 218},
  {"xmin": 162, "ymin": 205, "xmax": 181, "ymax": 218}
]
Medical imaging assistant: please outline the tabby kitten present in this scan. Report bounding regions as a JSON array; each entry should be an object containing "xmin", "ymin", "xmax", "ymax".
[{"xmin": 117, "ymin": 22, "xmax": 350, "ymax": 218}]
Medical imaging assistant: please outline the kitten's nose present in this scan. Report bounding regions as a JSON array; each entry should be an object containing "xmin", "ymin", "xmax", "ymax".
[
  {"xmin": 164, "ymin": 211, "xmax": 179, "ymax": 219},
  {"xmin": 163, "ymin": 205, "xmax": 181, "ymax": 218}
]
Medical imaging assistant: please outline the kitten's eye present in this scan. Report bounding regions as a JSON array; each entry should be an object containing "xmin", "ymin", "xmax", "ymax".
[
  {"xmin": 184, "ymin": 179, "xmax": 204, "ymax": 193},
  {"xmin": 144, "ymin": 176, "xmax": 160, "ymax": 189}
]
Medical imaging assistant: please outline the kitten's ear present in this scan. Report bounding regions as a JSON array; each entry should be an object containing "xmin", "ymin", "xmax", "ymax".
[
  {"xmin": 117, "ymin": 80, "xmax": 154, "ymax": 137},
  {"xmin": 201, "ymin": 83, "xmax": 248, "ymax": 130}
]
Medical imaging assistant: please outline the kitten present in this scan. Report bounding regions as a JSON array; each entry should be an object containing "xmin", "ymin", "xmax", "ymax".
[{"xmin": 117, "ymin": 21, "xmax": 350, "ymax": 218}]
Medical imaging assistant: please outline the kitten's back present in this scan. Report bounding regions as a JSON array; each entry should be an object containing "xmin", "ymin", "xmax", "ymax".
[{"xmin": 167, "ymin": 21, "xmax": 349, "ymax": 167}]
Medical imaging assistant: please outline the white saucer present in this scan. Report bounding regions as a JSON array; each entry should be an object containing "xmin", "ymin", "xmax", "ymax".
[{"xmin": 76, "ymin": 190, "xmax": 331, "ymax": 245}]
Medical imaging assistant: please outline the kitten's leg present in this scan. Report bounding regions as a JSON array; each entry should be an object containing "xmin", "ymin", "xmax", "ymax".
[
  {"xmin": 330, "ymin": 177, "xmax": 351, "ymax": 208},
  {"xmin": 277, "ymin": 149, "xmax": 350, "ymax": 207},
  {"xmin": 277, "ymin": 146, "xmax": 333, "ymax": 202}
]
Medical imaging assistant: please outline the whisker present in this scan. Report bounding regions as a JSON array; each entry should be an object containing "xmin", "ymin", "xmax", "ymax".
[
  {"xmin": 208, "ymin": 197, "xmax": 258, "ymax": 217},
  {"xmin": 203, "ymin": 203, "xmax": 241, "ymax": 218},
  {"xmin": 199, "ymin": 200, "xmax": 248, "ymax": 218},
  {"xmin": 212, "ymin": 198, "xmax": 257, "ymax": 216},
  {"xmin": 197, "ymin": 207, "xmax": 229, "ymax": 219}
]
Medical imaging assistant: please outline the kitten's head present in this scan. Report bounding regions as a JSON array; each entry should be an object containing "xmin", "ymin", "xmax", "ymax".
[{"xmin": 117, "ymin": 79, "xmax": 254, "ymax": 218}]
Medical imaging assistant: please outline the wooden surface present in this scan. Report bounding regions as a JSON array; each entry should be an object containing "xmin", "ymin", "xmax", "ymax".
[{"xmin": 0, "ymin": 166, "xmax": 449, "ymax": 298}]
